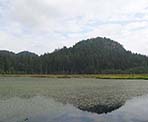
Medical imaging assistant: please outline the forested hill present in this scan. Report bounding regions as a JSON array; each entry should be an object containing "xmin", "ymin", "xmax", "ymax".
[{"xmin": 0, "ymin": 37, "xmax": 148, "ymax": 74}]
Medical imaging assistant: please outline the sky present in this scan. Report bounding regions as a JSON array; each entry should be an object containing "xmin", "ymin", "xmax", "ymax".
[{"xmin": 0, "ymin": 0, "xmax": 148, "ymax": 55}]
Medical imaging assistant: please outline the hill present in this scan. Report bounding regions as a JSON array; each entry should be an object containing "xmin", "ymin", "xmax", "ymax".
[{"xmin": 0, "ymin": 37, "xmax": 148, "ymax": 74}]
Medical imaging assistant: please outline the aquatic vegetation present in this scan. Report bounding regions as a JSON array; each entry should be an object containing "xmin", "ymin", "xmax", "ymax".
[{"xmin": 0, "ymin": 77, "xmax": 148, "ymax": 114}]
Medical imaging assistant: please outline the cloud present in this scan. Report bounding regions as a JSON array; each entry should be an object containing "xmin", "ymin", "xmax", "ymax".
[{"xmin": 0, "ymin": 0, "xmax": 148, "ymax": 55}]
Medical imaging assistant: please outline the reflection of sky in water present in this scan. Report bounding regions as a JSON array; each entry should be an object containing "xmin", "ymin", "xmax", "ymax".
[{"xmin": 0, "ymin": 95, "xmax": 148, "ymax": 122}]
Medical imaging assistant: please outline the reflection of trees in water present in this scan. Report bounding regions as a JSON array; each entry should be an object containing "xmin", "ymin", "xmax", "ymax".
[{"xmin": 79, "ymin": 103, "xmax": 123, "ymax": 114}]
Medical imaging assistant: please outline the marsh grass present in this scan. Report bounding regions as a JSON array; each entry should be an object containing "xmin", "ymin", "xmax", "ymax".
[
  {"xmin": 1, "ymin": 77, "xmax": 148, "ymax": 114},
  {"xmin": 1, "ymin": 74, "xmax": 148, "ymax": 79}
]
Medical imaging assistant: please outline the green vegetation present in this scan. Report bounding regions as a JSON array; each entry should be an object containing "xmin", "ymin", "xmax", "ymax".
[
  {"xmin": 0, "ymin": 36, "xmax": 148, "ymax": 74},
  {"xmin": 1, "ymin": 74, "xmax": 148, "ymax": 80},
  {"xmin": 1, "ymin": 77, "xmax": 148, "ymax": 114}
]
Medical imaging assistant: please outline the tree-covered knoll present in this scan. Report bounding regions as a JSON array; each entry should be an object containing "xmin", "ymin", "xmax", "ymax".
[{"xmin": 0, "ymin": 37, "xmax": 148, "ymax": 74}]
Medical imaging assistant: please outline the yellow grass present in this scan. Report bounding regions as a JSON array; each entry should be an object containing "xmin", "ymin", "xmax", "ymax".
[{"xmin": 1, "ymin": 74, "xmax": 148, "ymax": 79}]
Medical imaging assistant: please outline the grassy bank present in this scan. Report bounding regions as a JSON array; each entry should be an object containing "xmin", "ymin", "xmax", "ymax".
[{"xmin": 1, "ymin": 74, "xmax": 148, "ymax": 79}]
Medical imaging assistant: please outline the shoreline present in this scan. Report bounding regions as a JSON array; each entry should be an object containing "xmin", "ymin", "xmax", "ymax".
[{"xmin": 0, "ymin": 74, "xmax": 148, "ymax": 80}]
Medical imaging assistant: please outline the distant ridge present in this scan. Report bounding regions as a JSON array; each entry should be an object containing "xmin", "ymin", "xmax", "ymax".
[
  {"xmin": 17, "ymin": 51, "xmax": 38, "ymax": 56},
  {"xmin": 0, "ymin": 37, "xmax": 148, "ymax": 74}
]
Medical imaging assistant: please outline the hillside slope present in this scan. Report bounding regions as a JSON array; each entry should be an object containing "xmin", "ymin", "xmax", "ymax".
[
  {"xmin": 42, "ymin": 37, "xmax": 148, "ymax": 74},
  {"xmin": 0, "ymin": 37, "xmax": 148, "ymax": 74}
]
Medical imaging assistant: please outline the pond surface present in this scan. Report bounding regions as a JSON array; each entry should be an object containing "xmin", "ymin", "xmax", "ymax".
[
  {"xmin": 1, "ymin": 95, "xmax": 148, "ymax": 122},
  {"xmin": 1, "ymin": 77, "xmax": 148, "ymax": 122}
]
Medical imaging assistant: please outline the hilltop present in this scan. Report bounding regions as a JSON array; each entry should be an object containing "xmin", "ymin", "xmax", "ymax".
[{"xmin": 0, "ymin": 37, "xmax": 148, "ymax": 74}]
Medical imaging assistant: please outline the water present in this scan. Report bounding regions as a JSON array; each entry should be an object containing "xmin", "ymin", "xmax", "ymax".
[
  {"xmin": 1, "ymin": 77, "xmax": 148, "ymax": 122},
  {"xmin": 1, "ymin": 95, "xmax": 148, "ymax": 122}
]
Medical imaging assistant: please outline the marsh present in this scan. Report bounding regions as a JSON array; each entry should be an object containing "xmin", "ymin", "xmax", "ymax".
[{"xmin": 1, "ymin": 77, "xmax": 148, "ymax": 122}]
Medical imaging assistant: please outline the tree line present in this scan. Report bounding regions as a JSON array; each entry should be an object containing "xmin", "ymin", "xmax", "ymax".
[{"xmin": 0, "ymin": 37, "xmax": 148, "ymax": 74}]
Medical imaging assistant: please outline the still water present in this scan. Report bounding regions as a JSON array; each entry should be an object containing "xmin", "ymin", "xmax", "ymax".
[
  {"xmin": 1, "ymin": 77, "xmax": 148, "ymax": 122},
  {"xmin": 1, "ymin": 95, "xmax": 148, "ymax": 122}
]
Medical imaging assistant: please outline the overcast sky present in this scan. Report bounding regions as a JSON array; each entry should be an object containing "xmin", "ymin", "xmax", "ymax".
[{"xmin": 0, "ymin": 0, "xmax": 148, "ymax": 55}]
